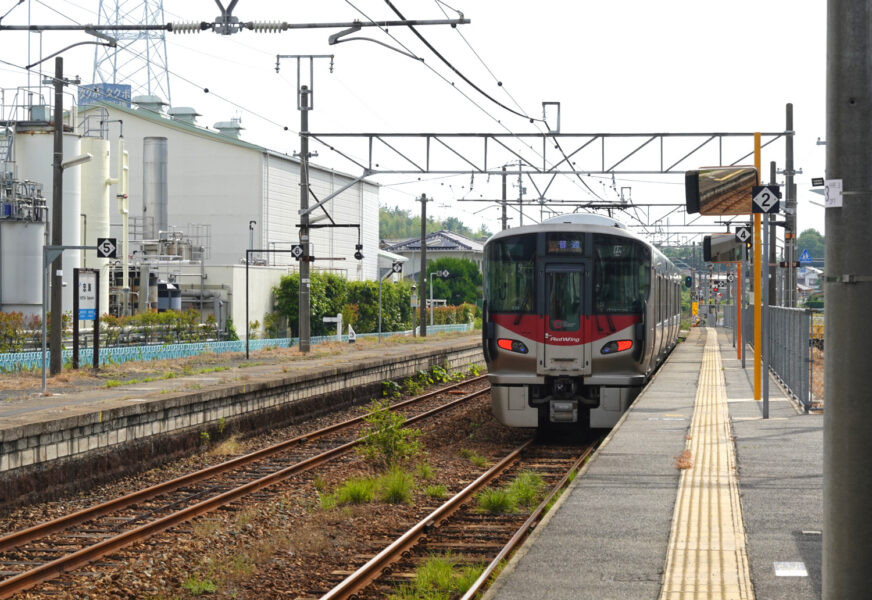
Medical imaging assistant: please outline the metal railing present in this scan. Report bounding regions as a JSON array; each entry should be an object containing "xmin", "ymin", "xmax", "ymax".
[{"xmin": 715, "ymin": 304, "xmax": 812, "ymax": 411}]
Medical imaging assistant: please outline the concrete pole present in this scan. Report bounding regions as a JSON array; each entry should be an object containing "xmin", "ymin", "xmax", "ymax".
[
  {"xmin": 769, "ymin": 162, "xmax": 778, "ymax": 304},
  {"xmin": 299, "ymin": 86, "xmax": 311, "ymax": 353},
  {"xmin": 49, "ymin": 57, "xmax": 64, "ymax": 376},
  {"xmin": 501, "ymin": 165, "xmax": 508, "ymax": 230},
  {"xmin": 824, "ymin": 1, "xmax": 872, "ymax": 596},
  {"xmin": 517, "ymin": 162, "xmax": 523, "ymax": 227},
  {"xmin": 418, "ymin": 193, "xmax": 428, "ymax": 337},
  {"xmin": 785, "ymin": 103, "xmax": 798, "ymax": 307}
]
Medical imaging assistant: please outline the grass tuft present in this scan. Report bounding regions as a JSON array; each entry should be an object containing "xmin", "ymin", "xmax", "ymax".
[
  {"xmin": 334, "ymin": 477, "xmax": 376, "ymax": 505},
  {"xmin": 476, "ymin": 487, "xmax": 517, "ymax": 514},
  {"xmin": 416, "ymin": 461, "xmax": 435, "ymax": 480},
  {"xmin": 389, "ymin": 554, "xmax": 485, "ymax": 599},
  {"xmin": 425, "ymin": 484, "xmax": 448, "ymax": 499},
  {"xmin": 460, "ymin": 448, "xmax": 488, "ymax": 467},
  {"xmin": 378, "ymin": 468, "xmax": 416, "ymax": 505},
  {"xmin": 506, "ymin": 470, "xmax": 545, "ymax": 509},
  {"xmin": 181, "ymin": 575, "xmax": 217, "ymax": 595}
]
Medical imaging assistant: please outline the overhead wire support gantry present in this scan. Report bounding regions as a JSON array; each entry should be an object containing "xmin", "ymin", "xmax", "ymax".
[{"xmin": 304, "ymin": 131, "xmax": 790, "ymax": 176}]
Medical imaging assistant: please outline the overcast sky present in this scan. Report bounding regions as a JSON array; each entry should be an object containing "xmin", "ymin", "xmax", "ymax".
[{"xmin": 1, "ymin": 0, "xmax": 828, "ymax": 246}]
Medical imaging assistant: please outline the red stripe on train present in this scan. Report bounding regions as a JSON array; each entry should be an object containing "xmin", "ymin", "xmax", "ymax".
[{"xmin": 491, "ymin": 313, "xmax": 640, "ymax": 345}]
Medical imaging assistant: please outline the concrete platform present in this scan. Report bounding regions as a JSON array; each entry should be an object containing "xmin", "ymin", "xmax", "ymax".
[
  {"xmin": 0, "ymin": 334, "xmax": 483, "ymax": 509},
  {"xmin": 485, "ymin": 327, "xmax": 822, "ymax": 600}
]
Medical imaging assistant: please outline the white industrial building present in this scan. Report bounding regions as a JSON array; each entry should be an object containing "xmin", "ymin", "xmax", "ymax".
[
  {"xmin": 1, "ymin": 88, "xmax": 379, "ymax": 336},
  {"xmin": 82, "ymin": 96, "xmax": 379, "ymax": 276}
]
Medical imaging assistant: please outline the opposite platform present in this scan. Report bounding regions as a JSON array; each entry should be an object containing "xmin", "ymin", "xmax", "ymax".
[
  {"xmin": 485, "ymin": 327, "xmax": 822, "ymax": 600},
  {"xmin": 0, "ymin": 334, "xmax": 483, "ymax": 508}
]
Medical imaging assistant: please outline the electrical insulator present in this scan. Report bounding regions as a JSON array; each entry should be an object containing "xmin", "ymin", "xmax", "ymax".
[
  {"xmin": 249, "ymin": 21, "xmax": 287, "ymax": 33},
  {"xmin": 170, "ymin": 22, "xmax": 204, "ymax": 34}
]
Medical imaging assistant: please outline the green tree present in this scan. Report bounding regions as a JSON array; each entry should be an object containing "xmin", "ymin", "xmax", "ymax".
[
  {"xmin": 379, "ymin": 206, "xmax": 491, "ymax": 240},
  {"xmin": 796, "ymin": 229, "xmax": 825, "ymax": 264},
  {"xmin": 427, "ymin": 257, "xmax": 482, "ymax": 306}
]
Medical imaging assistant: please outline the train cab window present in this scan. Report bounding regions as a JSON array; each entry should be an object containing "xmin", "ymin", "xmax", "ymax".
[
  {"xmin": 485, "ymin": 235, "xmax": 537, "ymax": 313},
  {"xmin": 547, "ymin": 269, "xmax": 582, "ymax": 331},
  {"xmin": 593, "ymin": 235, "xmax": 651, "ymax": 314}
]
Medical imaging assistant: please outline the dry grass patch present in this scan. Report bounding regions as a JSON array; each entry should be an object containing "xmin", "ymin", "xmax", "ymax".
[{"xmin": 208, "ymin": 436, "xmax": 242, "ymax": 457}]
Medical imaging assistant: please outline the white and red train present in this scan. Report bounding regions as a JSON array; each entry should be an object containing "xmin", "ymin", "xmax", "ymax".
[{"xmin": 482, "ymin": 214, "xmax": 681, "ymax": 430}]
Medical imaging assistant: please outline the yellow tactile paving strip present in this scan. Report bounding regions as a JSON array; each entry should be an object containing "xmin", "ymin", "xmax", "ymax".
[{"xmin": 660, "ymin": 328, "xmax": 754, "ymax": 600}]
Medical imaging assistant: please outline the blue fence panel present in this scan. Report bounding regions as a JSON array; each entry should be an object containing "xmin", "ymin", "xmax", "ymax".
[{"xmin": 0, "ymin": 325, "xmax": 472, "ymax": 371}]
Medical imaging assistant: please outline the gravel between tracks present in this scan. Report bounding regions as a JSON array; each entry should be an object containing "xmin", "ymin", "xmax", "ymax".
[{"xmin": 11, "ymin": 380, "xmax": 529, "ymax": 599}]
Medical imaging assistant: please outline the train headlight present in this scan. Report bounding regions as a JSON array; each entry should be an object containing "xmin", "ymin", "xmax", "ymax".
[
  {"xmin": 497, "ymin": 338, "xmax": 529, "ymax": 354},
  {"xmin": 601, "ymin": 340, "xmax": 633, "ymax": 354}
]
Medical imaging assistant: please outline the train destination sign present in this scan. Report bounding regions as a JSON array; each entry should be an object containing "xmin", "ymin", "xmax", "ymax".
[{"xmin": 685, "ymin": 166, "xmax": 758, "ymax": 215}]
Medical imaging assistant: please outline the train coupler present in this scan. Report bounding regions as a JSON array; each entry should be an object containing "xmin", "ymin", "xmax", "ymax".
[{"xmin": 550, "ymin": 399, "xmax": 578, "ymax": 423}]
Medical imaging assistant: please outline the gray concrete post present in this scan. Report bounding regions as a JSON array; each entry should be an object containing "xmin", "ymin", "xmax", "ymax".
[{"xmin": 824, "ymin": 1, "xmax": 872, "ymax": 596}]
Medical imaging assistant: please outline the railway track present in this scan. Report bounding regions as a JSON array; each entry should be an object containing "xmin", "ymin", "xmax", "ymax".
[
  {"xmin": 318, "ymin": 437, "xmax": 597, "ymax": 600},
  {"xmin": 0, "ymin": 375, "xmax": 489, "ymax": 599}
]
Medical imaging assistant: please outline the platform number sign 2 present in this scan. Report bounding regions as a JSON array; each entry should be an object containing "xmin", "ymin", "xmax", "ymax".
[{"xmin": 751, "ymin": 185, "xmax": 781, "ymax": 214}]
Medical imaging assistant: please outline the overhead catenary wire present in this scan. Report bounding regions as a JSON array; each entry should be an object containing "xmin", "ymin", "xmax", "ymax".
[
  {"xmin": 350, "ymin": 0, "xmax": 607, "ymax": 205},
  {"xmin": 383, "ymin": 0, "xmax": 541, "ymax": 124}
]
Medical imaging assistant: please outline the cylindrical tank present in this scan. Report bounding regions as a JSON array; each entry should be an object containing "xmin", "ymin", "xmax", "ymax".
[
  {"xmin": 0, "ymin": 219, "xmax": 45, "ymax": 315},
  {"xmin": 14, "ymin": 128, "xmax": 82, "ymax": 314},
  {"xmin": 156, "ymin": 281, "xmax": 181, "ymax": 312},
  {"xmin": 142, "ymin": 137, "xmax": 167, "ymax": 240},
  {"xmin": 80, "ymin": 137, "xmax": 111, "ymax": 317},
  {"xmin": 169, "ymin": 284, "xmax": 181, "ymax": 311}
]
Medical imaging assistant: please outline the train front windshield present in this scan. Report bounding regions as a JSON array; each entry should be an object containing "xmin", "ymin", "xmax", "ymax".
[
  {"xmin": 485, "ymin": 235, "xmax": 536, "ymax": 313},
  {"xmin": 485, "ymin": 232, "xmax": 651, "ymax": 315},
  {"xmin": 593, "ymin": 235, "xmax": 651, "ymax": 313}
]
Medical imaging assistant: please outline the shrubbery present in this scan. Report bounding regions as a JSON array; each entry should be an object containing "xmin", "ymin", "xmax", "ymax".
[{"xmin": 271, "ymin": 271, "xmax": 478, "ymax": 337}]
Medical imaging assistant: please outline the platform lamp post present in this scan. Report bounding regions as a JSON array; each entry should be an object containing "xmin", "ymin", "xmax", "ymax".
[{"xmin": 429, "ymin": 269, "xmax": 450, "ymax": 326}]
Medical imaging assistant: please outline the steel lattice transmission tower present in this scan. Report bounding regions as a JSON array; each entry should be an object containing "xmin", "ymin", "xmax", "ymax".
[{"xmin": 92, "ymin": 0, "xmax": 171, "ymax": 104}]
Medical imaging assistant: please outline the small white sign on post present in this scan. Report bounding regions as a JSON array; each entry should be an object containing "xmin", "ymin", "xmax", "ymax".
[
  {"xmin": 78, "ymin": 271, "xmax": 97, "ymax": 321},
  {"xmin": 347, "ymin": 324, "xmax": 356, "ymax": 344},
  {"xmin": 825, "ymin": 179, "xmax": 843, "ymax": 208},
  {"xmin": 323, "ymin": 314, "xmax": 342, "ymax": 342}
]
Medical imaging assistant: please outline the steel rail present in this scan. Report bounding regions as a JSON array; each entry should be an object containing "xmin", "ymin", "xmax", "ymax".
[
  {"xmin": 0, "ymin": 373, "xmax": 486, "ymax": 554},
  {"xmin": 0, "ymin": 380, "xmax": 489, "ymax": 599},
  {"xmin": 320, "ymin": 438, "xmax": 535, "ymax": 600},
  {"xmin": 460, "ymin": 443, "xmax": 597, "ymax": 599}
]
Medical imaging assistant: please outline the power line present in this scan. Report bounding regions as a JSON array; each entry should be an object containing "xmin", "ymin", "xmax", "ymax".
[{"xmin": 383, "ymin": 0, "xmax": 540, "ymax": 123}]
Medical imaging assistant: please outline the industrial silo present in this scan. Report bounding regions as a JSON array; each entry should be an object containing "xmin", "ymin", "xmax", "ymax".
[
  {"xmin": 0, "ymin": 179, "xmax": 46, "ymax": 316},
  {"xmin": 80, "ymin": 136, "xmax": 111, "ymax": 316},
  {"xmin": 142, "ymin": 137, "xmax": 168, "ymax": 240},
  {"xmin": 14, "ymin": 125, "xmax": 83, "ymax": 314}
]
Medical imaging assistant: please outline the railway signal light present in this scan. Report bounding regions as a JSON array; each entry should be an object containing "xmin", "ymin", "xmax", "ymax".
[{"xmin": 685, "ymin": 275, "xmax": 692, "ymax": 288}]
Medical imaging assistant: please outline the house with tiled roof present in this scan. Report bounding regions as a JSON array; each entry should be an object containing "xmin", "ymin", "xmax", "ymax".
[{"xmin": 382, "ymin": 230, "xmax": 484, "ymax": 278}]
